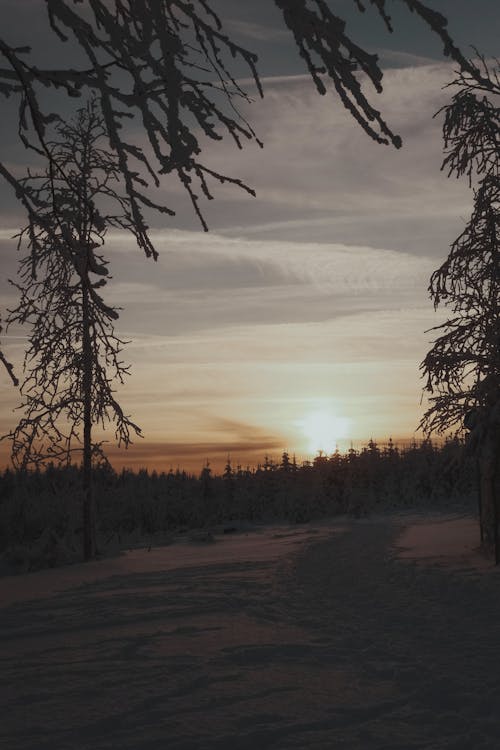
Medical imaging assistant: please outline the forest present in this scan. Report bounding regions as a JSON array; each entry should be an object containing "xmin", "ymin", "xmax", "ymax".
[{"xmin": 0, "ymin": 436, "xmax": 476, "ymax": 572}]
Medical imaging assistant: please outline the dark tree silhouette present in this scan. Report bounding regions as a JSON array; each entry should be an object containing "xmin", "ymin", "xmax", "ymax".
[
  {"xmin": 4, "ymin": 101, "xmax": 141, "ymax": 560},
  {"xmin": 420, "ymin": 57, "xmax": 500, "ymax": 561}
]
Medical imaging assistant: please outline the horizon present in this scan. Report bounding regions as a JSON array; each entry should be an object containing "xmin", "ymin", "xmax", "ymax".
[
  {"xmin": 0, "ymin": 432, "xmax": 459, "ymax": 476},
  {"xmin": 97, "ymin": 432, "xmax": 462, "ymax": 475}
]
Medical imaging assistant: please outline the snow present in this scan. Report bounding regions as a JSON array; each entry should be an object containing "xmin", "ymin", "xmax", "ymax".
[
  {"xmin": 395, "ymin": 513, "xmax": 497, "ymax": 572},
  {"xmin": 2, "ymin": 514, "xmax": 500, "ymax": 749}
]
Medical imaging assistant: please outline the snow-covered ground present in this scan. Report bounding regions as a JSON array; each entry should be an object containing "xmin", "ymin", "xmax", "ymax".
[
  {"xmin": 0, "ymin": 522, "xmax": 341, "ymax": 608},
  {"xmin": 396, "ymin": 514, "xmax": 494, "ymax": 571},
  {"xmin": 1, "ymin": 513, "xmax": 500, "ymax": 749}
]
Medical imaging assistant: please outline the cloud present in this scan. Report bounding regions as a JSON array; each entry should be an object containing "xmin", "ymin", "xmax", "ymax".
[
  {"xmin": 184, "ymin": 63, "xmax": 472, "ymax": 255},
  {"xmin": 71, "ymin": 63, "xmax": 469, "ymax": 242},
  {"xmin": 222, "ymin": 18, "xmax": 289, "ymax": 42},
  {"xmin": 375, "ymin": 48, "xmax": 441, "ymax": 68},
  {"xmin": 97, "ymin": 229, "xmax": 436, "ymax": 341},
  {"xmin": 101, "ymin": 414, "xmax": 285, "ymax": 472}
]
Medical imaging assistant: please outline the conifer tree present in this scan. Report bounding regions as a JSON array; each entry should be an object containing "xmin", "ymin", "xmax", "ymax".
[
  {"xmin": 4, "ymin": 101, "xmax": 141, "ymax": 560},
  {"xmin": 420, "ymin": 57, "xmax": 500, "ymax": 559},
  {"xmin": 280, "ymin": 451, "xmax": 291, "ymax": 473}
]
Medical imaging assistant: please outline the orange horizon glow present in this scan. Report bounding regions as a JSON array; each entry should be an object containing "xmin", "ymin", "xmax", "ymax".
[{"xmin": 0, "ymin": 433, "xmax": 433, "ymax": 476}]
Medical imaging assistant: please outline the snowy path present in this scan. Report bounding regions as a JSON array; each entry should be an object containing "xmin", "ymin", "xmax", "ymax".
[{"xmin": 1, "ymin": 516, "xmax": 500, "ymax": 749}]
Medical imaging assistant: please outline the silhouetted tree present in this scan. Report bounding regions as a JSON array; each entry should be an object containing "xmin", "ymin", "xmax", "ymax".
[
  {"xmin": 280, "ymin": 450, "xmax": 291, "ymax": 472},
  {"xmin": 222, "ymin": 456, "xmax": 233, "ymax": 482},
  {"xmin": 4, "ymin": 101, "xmax": 141, "ymax": 560},
  {"xmin": 200, "ymin": 460, "xmax": 213, "ymax": 500},
  {"xmin": 420, "ymin": 57, "xmax": 500, "ymax": 560},
  {"xmin": 222, "ymin": 455, "xmax": 234, "ymax": 515}
]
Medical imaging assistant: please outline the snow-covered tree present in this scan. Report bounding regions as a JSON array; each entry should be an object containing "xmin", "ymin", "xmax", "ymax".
[
  {"xmin": 420, "ymin": 57, "xmax": 500, "ymax": 559},
  {"xmin": 4, "ymin": 101, "xmax": 141, "ymax": 559}
]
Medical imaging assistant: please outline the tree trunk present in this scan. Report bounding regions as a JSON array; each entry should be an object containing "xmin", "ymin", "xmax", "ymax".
[
  {"xmin": 474, "ymin": 455, "xmax": 484, "ymax": 544},
  {"xmin": 494, "ymin": 441, "xmax": 500, "ymax": 567},
  {"xmin": 82, "ymin": 280, "xmax": 94, "ymax": 561},
  {"xmin": 478, "ymin": 437, "xmax": 499, "ymax": 565}
]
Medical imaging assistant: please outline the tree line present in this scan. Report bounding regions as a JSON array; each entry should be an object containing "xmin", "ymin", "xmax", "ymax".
[{"xmin": 0, "ymin": 437, "xmax": 475, "ymax": 572}]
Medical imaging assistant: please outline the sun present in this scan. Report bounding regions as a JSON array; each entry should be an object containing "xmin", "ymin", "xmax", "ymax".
[{"xmin": 299, "ymin": 410, "xmax": 350, "ymax": 454}]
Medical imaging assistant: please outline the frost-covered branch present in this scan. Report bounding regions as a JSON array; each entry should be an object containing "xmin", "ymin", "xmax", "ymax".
[{"xmin": 420, "ymin": 60, "xmax": 500, "ymax": 436}]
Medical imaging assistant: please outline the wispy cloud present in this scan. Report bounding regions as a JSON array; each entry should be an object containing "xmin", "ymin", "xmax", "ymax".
[
  {"xmin": 222, "ymin": 18, "xmax": 289, "ymax": 42},
  {"xmin": 177, "ymin": 63, "xmax": 472, "ymax": 255},
  {"xmin": 99, "ymin": 229, "xmax": 436, "ymax": 344},
  {"xmin": 375, "ymin": 48, "xmax": 441, "ymax": 68}
]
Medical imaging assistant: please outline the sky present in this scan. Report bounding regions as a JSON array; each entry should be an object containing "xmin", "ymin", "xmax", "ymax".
[{"xmin": 0, "ymin": 1, "xmax": 499, "ymax": 473}]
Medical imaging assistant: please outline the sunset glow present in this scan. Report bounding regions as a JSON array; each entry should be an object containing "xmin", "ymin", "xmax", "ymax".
[{"xmin": 298, "ymin": 409, "xmax": 351, "ymax": 455}]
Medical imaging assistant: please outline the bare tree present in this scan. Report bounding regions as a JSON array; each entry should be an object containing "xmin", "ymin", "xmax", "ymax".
[
  {"xmin": 4, "ymin": 101, "xmax": 141, "ymax": 560},
  {"xmin": 420, "ymin": 57, "xmax": 500, "ymax": 560}
]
